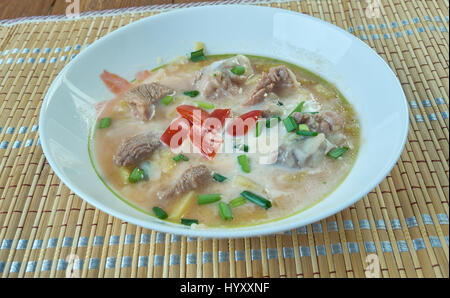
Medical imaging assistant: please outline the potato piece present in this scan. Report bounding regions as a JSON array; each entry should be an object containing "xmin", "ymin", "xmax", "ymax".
[
  {"xmin": 113, "ymin": 99, "xmax": 130, "ymax": 114},
  {"xmin": 273, "ymin": 172, "xmax": 306, "ymax": 189},
  {"xmin": 232, "ymin": 175, "xmax": 265, "ymax": 193},
  {"xmin": 156, "ymin": 151, "xmax": 176, "ymax": 174},
  {"xmin": 194, "ymin": 41, "xmax": 205, "ymax": 51},
  {"xmin": 118, "ymin": 167, "xmax": 131, "ymax": 185},
  {"xmin": 168, "ymin": 191, "xmax": 196, "ymax": 220}
]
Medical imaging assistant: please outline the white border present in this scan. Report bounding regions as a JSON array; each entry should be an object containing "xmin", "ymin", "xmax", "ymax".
[{"xmin": 0, "ymin": 0, "xmax": 294, "ymax": 26}]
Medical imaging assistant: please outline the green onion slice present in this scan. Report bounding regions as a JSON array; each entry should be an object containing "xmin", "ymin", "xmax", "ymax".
[
  {"xmin": 213, "ymin": 173, "xmax": 227, "ymax": 182},
  {"xmin": 230, "ymin": 65, "xmax": 245, "ymax": 75},
  {"xmin": 327, "ymin": 147, "xmax": 349, "ymax": 159},
  {"xmin": 173, "ymin": 154, "xmax": 189, "ymax": 162},
  {"xmin": 190, "ymin": 49, "xmax": 206, "ymax": 62},
  {"xmin": 237, "ymin": 155, "xmax": 250, "ymax": 173},
  {"xmin": 288, "ymin": 101, "xmax": 305, "ymax": 116},
  {"xmin": 255, "ymin": 120, "xmax": 264, "ymax": 137},
  {"xmin": 229, "ymin": 196, "xmax": 246, "ymax": 208},
  {"xmin": 266, "ymin": 116, "xmax": 281, "ymax": 128},
  {"xmin": 161, "ymin": 95, "xmax": 173, "ymax": 105},
  {"xmin": 128, "ymin": 168, "xmax": 144, "ymax": 183},
  {"xmin": 298, "ymin": 124, "xmax": 309, "ymax": 131},
  {"xmin": 152, "ymin": 207, "xmax": 168, "ymax": 219},
  {"xmin": 283, "ymin": 116, "xmax": 297, "ymax": 132},
  {"xmin": 197, "ymin": 194, "xmax": 222, "ymax": 205},
  {"xmin": 181, "ymin": 218, "xmax": 199, "ymax": 226},
  {"xmin": 183, "ymin": 90, "xmax": 200, "ymax": 97},
  {"xmin": 296, "ymin": 130, "xmax": 318, "ymax": 137},
  {"xmin": 195, "ymin": 101, "xmax": 215, "ymax": 109},
  {"xmin": 234, "ymin": 144, "xmax": 249, "ymax": 152},
  {"xmin": 99, "ymin": 117, "xmax": 111, "ymax": 129},
  {"xmin": 240, "ymin": 191, "xmax": 272, "ymax": 209},
  {"xmin": 218, "ymin": 202, "xmax": 233, "ymax": 221}
]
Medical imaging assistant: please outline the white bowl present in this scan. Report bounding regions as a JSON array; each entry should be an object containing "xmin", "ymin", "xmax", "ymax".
[{"xmin": 39, "ymin": 5, "xmax": 409, "ymax": 238}]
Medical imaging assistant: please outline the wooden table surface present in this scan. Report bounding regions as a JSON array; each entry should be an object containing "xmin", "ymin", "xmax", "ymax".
[{"xmin": 0, "ymin": 0, "xmax": 215, "ymax": 20}]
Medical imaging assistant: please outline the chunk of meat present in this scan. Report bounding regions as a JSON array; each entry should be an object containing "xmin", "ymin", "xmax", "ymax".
[
  {"xmin": 193, "ymin": 55, "xmax": 254, "ymax": 100},
  {"xmin": 291, "ymin": 111, "xmax": 344, "ymax": 136},
  {"xmin": 245, "ymin": 65, "xmax": 299, "ymax": 106},
  {"xmin": 113, "ymin": 132, "xmax": 161, "ymax": 167},
  {"xmin": 123, "ymin": 83, "xmax": 174, "ymax": 121},
  {"xmin": 276, "ymin": 133, "xmax": 334, "ymax": 169},
  {"xmin": 159, "ymin": 165, "xmax": 212, "ymax": 199}
]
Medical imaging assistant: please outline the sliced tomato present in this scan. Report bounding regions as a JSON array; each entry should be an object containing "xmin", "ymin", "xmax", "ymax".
[
  {"xmin": 100, "ymin": 70, "xmax": 133, "ymax": 95},
  {"xmin": 209, "ymin": 108, "xmax": 231, "ymax": 127},
  {"xmin": 160, "ymin": 117, "xmax": 191, "ymax": 149},
  {"xmin": 226, "ymin": 110, "xmax": 263, "ymax": 136},
  {"xmin": 163, "ymin": 106, "xmax": 230, "ymax": 159},
  {"xmin": 176, "ymin": 105, "xmax": 210, "ymax": 125},
  {"xmin": 189, "ymin": 124, "xmax": 222, "ymax": 160},
  {"xmin": 188, "ymin": 108, "xmax": 228, "ymax": 159}
]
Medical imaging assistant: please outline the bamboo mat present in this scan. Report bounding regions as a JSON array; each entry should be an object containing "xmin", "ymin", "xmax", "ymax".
[{"xmin": 0, "ymin": 0, "xmax": 448, "ymax": 278}]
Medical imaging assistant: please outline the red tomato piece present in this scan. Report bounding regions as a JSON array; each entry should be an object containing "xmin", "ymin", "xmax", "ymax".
[
  {"xmin": 226, "ymin": 110, "xmax": 263, "ymax": 136},
  {"xmin": 189, "ymin": 124, "xmax": 222, "ymax": 160},
  {"xmin": 100, "ymin": 70, "xmax": 133, "ymax": 95},
  {"xmin": 176, "ymin": 105, "xmax": 210, "ymax": 125},
  {"xmin": 209, "ymin": 108, "xmax": 231, "ymax": 128},
  {"xmin": 160, "ymin": 117, "xmax": 191, "ymax": 149}
]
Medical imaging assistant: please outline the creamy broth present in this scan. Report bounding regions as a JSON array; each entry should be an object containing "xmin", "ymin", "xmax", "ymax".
[{"xmin": 92, "ymin": 54, "xmax": 359, "ymax": 228}]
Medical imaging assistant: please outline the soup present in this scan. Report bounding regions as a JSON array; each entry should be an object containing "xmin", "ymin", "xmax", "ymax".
[{"xmin": 92, "ymin": 50, "xmax": 360, "ymax": 228}]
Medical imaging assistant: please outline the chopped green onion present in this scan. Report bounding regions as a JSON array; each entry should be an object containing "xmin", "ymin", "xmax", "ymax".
[
  {"xmin": 327, "ymin": 147, "xmax": 349, "ymax": 159},
  {"xmin": 234, "ymin": 144, "xmax": 249, "ymax": 152},
  {"xmin": 288, "ymin": 101, "xmax": 305, "ymax": 116},
  {"xmin": 181, "ymin": 218, "xmax": 199, "ymax": 226},
  {"xmin": 99, "ymin": 117, "xmax": 111, "ymax": 129},
  {"xmin": 195, "ymin": 101, "xmax": 215, "ymax": 109},
  {"xmin": 237, "ymin": 155, "xmax": 250, "ymax": 173},
  {"xmin": 255, "ymin": 120, "xmax": 264, "ymax": 137},
  {"xmin": 213, "ymin": 73, "xmax": 217, "ymax": 77},
  {"xmin": 184, "ymin": 90, "xmax": 199, "ymax": 97},
  {"xmin": 213, "ymin": 173, "xmax": 227, "ymax": 182},
  {"xmin": 161, "ymin": 95, "xmax": 173, "ymax": 105},
  {"xmin": 304, "ymin": 111, "xmax": 319, "ymax": 114},
  {"xmin": 240, "ymin": 191, "xmax": 272, "ymax": 209},
  {"xmin": 283, "ymin": 116, "xmax": 297, "ymax": 132},
  {"xmin": 298, "ymin": 124, "xmax": 309, "ymax": 131},
  {"xmin": 152, "ymin": 206, "xmax": 168, "ymax": 219},
  {"xmin": 229, "ymin": 196, "xmax": 246, "ymax": 208},
  {"xmin": 266, "ymin": 116, "xmax": 281, "ymax": 128},
  {"xmin": 130, "ymin": 78, "xmax": 136, "ymax": 83},
  {"xmin": 197, "ymin": 194, "xmax": 222, "ymax": 205},
  {"xmin": 277, "ymin": 101, "xmax": 284, "ymax": 106},
  {"xmin": 296, "ymin": 130, "xmax": 318, "ymax": 137},
  {"xmin": 230, "ymin": 65, "xmax": 245, "ymax": 75},
  {"xmin": 218, "ymin": 202, "xmax": 233, "ymax": 221},
  {"xmin": 173, "ymin": 154, "xmax": 189, "ymax": 162},
  {"xmin": 190, "ymin": 49, "xmax": 206, "ymax": 62},
  {"xmin": 128, "ymin": 168, "xmax": 144, "ymax": 183}
]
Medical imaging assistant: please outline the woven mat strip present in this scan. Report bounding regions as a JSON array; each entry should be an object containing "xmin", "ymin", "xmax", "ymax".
[{"xmin": 0, "ymin": 0, "xmax": 448, "ymax": 278}]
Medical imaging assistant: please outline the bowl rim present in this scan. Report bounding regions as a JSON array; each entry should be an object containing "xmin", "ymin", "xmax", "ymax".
[{"xmin": 39, "ymin": 4, "xmax": 409, "ymax": 238}]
